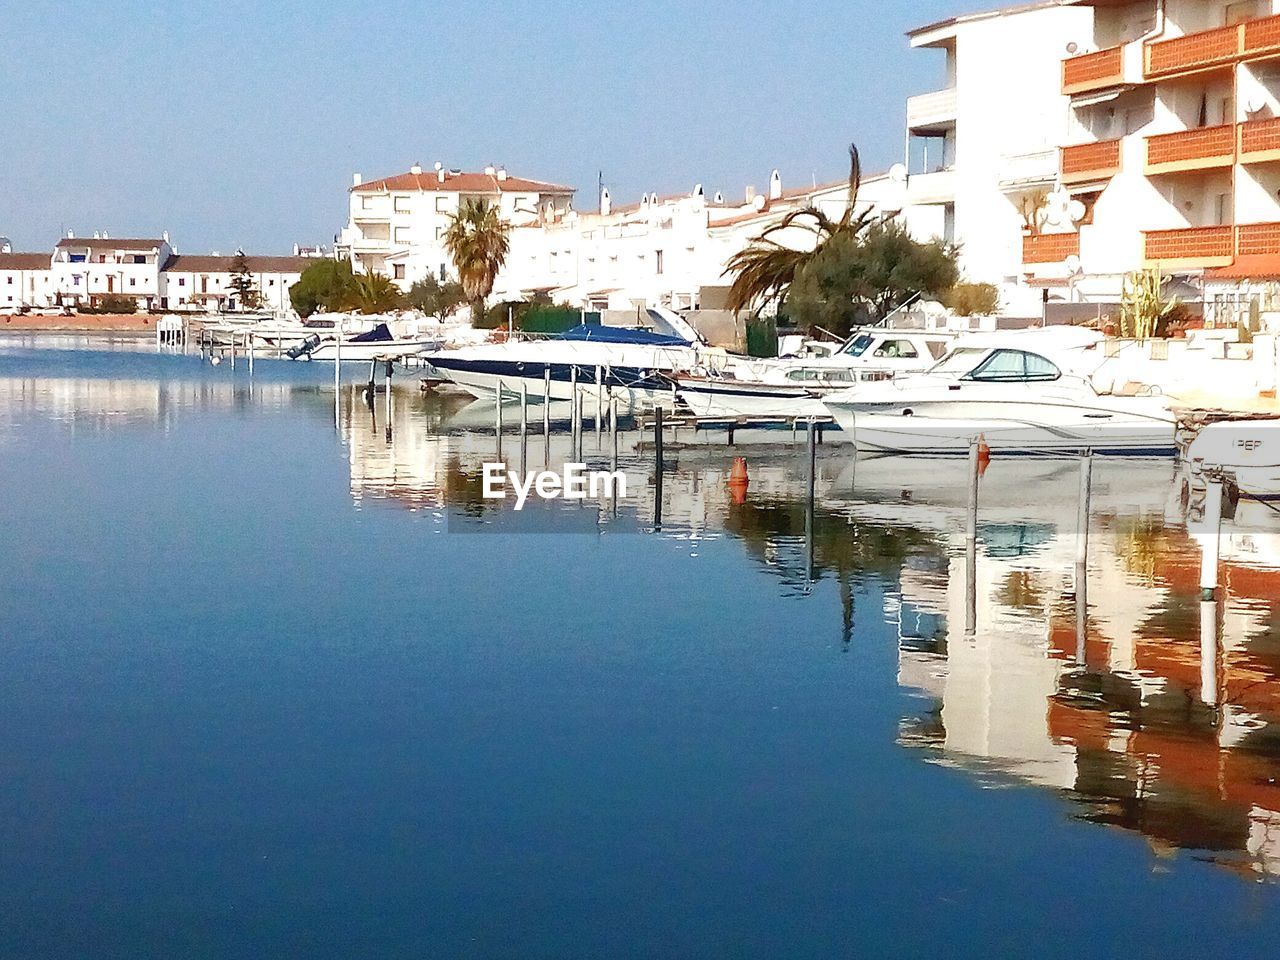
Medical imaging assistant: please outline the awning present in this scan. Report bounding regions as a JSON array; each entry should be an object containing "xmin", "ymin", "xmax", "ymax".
[
  {"xmin": 1071, "ymin": 87, "xmax": 1130, "ymax": 108},
  {"xmin": 1205, "ymin": 255, "xmax": 1280, "ymax": 280}
]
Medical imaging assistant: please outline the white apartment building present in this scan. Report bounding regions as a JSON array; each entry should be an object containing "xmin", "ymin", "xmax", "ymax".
[
  {"xmin": 335, "ymin": 162, "xmax": 907, "ymax": 312},
  {"xmin": 0, "ymin": 233, "xmax": 312, "ymax": 312},
  {"xmin": 334, "ymin": 163, "xmax": 575, "ymax": 285},
  {"xmin": 906, "ymin": 0, "xmax": 1280, "ymax": 320}
]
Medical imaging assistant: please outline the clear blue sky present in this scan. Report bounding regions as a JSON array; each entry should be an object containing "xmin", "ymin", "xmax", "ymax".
[{"xmin": 0, "ymin": 0, "xmax": 962, "ymax": 254}]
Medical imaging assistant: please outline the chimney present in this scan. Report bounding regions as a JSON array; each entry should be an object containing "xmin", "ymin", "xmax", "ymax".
[
  {"xmin": 484, "ymin": 164, "xmax": 497, "ymax": 176},
  {"xmin": 93, "ymin": 231, "xmax": 101, "ymax": 239},
  {"xmin": 745, "ymin": 185, "xmax": 757, "ymax": 203},
  {"xmin": 437, "ymin": 166, "xmax": 447, "ymax": 184},
  {"xmin": 769, "ymin": 169, "xmax": 782, "ymax": 200},
  {"xmin": 410, "ymin": 162, "xmax": 423, "ymax": 175},
  {"xmin": 496, "ymin": 166, "xmax": 508, "ymax": 181},
  {"xmin": 162, "ymin": 231, "xmax": 169, "ymax": 244},
  {"xmin": 692, "ymin": 183, "xmax": 703, "ymax": 198},
  {"xmin": 102, "ymin": 230, "xmax": 109, "ymax": 239},
  {"xmin": 352, "ymin": 172, "xmax": 362, "ymax": 187},
  {"xmin": 600, "ymin": 186, "xmax": 611, "ymax": 216}
]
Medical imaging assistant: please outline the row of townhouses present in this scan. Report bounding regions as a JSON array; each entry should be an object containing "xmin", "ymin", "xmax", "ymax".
[
  {"xmin": 333, "ymin": 161, "xmax": 908, "ymax": 313},
  {"xmin": 0, "ymin": 235, "xmax": 316, "ymax": 313}
]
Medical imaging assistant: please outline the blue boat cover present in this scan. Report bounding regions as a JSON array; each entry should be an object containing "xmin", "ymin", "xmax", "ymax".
[
  {"xmin": 350, "ymin": 323, "xmax": 394, "ymax": 343},
  {"xmin": 559, "ymin": 324, "xmax": 690, "ymax": 346}
]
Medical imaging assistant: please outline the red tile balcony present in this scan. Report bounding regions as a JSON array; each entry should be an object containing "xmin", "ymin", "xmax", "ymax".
[
  {"xmin": 1145, "ymin": 124, "xmax": 1236, "ymax": 174},
  {"xmin": 1145, "ymin": 22, "xmax": 1241, "ymax": 78},
  {"xmin": 1062, "ymin": 46, "xmax": 1124, "ymax": 95},
  {"xmin": 1236, "ymin": 221, "xmax": 1280, "ymax": 256},
  {"xmin": 1243, "ymin": 14, "xmax": 1280, "ymax": 58},
  {"xmin": 1023, "ymin": 232, "xmax": 1080, "ymax": 264},
  {"xmin": 1061, "ymin": 139, "xmax": 1121, "ymax": 183},
  {"xmin": 1143, "ymin": 225, "xmax": 1233, "ymax": 267},
  {"xmin": 1239, "ymin": 117, "xmax": 1280, "ymax": 163}
]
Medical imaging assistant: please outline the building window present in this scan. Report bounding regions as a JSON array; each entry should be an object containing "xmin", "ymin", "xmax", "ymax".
[
  {"xmin": 655, "ymin": 250, "xmax": 664, "ymax": 275},
  {"xmin": 393, "ymin": 264, "xmax": 406, "ymax": 280},
  {"xmin": 361, "ymin": 196, "xmax": 375, "ymax": 210},
  {"xmin": 179, "ymin": 278, "xmax": 186, "ymax": 286},
  {"xmin": 394, "ymin": 195, "xmax": 411, "ymax": 213},
  {"xmin": 435, "ymin": 227, "xmax": 446, "ymax": 240},
  {"xmin": 435, "ymin": 197, "xmax": 449, "ymax": 212},
  {"xmin": 129, "ymin": 277, "xmax": 136, "ymax": 287},
  {"xmin": 394, "ymin": 226, "xmax": 411, "ymax": 244}
]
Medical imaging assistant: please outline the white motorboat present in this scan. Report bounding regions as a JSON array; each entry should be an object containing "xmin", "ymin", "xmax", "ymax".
[
  {"xmin": 821, "ymin": 328, "xmax": 1178, "ymax": 455},
  {"xmin": 426, "ymin": 308, "xmax": 719, "ymax": 412},
  {"xmin": 288, "ymin": 323, "xmax": 441, "ymax": 362},
  {"xmin": 1184, "ymin": 417, "xmax": 1280, "ymax": 499},
  {"xmin": 677, "ymin": 329, "xmax": 953, "ymax": 419}
]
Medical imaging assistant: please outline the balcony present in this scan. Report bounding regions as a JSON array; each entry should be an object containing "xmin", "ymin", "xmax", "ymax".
[
  {"xmin": 1061, "ymin": 139, "xmax": 1122, "ymax": 184},
  {"xmin": 1236, "ymin": 221, "xmax": 1280, "ymax": 256},
  {"xmin": 998, "ymin": 150, "xmax": 1057, "ymax": 190},
  {"xmin": 1145, "ymin": 124, "xmax": 1235, "ymax": 175},
  {"xmin": 906, "ymin": 88, "xmax": 957, "ymax": 132},
  {"xmin": 1023, "ymin": 232, "xmax": 1080, "ymax": 264},
  {"xmin": 906, "ymin": 168, "xmax": 956, "ymax": 205},
  {"xmin": 1144, "ymin": 13, "xmax": 1280, "ymax": 79},
  {"xmin": 1062, "ymin": 46, "xmax": 1124, "ymax": 95},
  {"xmin": 1239, "ymin": 117, "xmax": 1280, "ymax": 163},
  {"xmin": 1143, "ymin": 225, "xmax": 1233, "ymax": 267}
]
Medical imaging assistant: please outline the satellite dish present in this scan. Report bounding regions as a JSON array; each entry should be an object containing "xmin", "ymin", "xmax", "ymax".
[
  {"xmin": 1068, "ymin": 199, "xmax": 1087, "ymax": 223},
  {"xmin": 889, "ymin": 163, "xmax": 908, "ymax": 183},
  {"xmin": 1042, "ymin": 188, "xmax": 1072, "ymax": 227},
  {"xmin": 1066, "ymin": 41, "xmax": 1079, "ymax": 55}
]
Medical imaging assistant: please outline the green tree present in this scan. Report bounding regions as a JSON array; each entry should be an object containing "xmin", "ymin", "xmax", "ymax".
[
  {"xmin": 783, "ymin": 222, "xmax": 958, "ymax": 336},
  {"xmin": 228, "ymin": 251, "xmax": 262, "ymax": 311},
  {"xmin": 442, "ymin": 199, "xmax": 512, "ymax": 323},
  {"xmin": 1119, "ymin": 267, "xmax": 1179, "ymax": 339},
  {"xmin": 726, "ymin": 143, "xmax": 876, "ymax": 314},
  {"xmin": 289, "ymin": 259, "xmax": 356, "ymax": 318},
  {"xmin": 408, "ymin": 271, "xmax": 467, "ymax": 319},
  {"xmin": 943, "ymin": 281, "xmax": 1000, "ymax": 318}
]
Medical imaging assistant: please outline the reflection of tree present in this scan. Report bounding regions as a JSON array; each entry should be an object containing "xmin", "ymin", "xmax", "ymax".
[
  {"xmin": 996, "ymin": 570, "xmax": 1043, "ymax": 613},
  {"xmin": 441, "ymin": 455, "xmax": 502, "ymax": 518},
  {"xmin": 1109, "ymin": 514, "xmax": 1185, "ymax": 587}
]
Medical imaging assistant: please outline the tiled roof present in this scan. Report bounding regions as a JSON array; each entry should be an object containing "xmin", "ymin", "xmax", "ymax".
[
  {"xmin": 1205, "ymin": 255, "xmax": 1280, "ymax": 280},
  {"xmin": 0, "ymin": 253, "xmax": 52, "ymax": 270},
  {"xmin": 352, "ymin": 169, "xmax": 574, "ymax": 195},
  {"xmin": 55, "ymin": 237, "xmax": 165, "ymax": 251},
  {"xmin": 164, "ymin": 255, "xmax": 314, "ymax": 273}
]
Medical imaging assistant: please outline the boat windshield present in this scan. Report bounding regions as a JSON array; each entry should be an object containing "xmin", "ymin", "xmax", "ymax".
[
  {"xmin": 962, "ymin": 348, "xmax": 1061, "ymax": 382},
  {"xmin": 928, "ymin": 347, "xmax": 990, "ymax": 375},
  {"xmin": 840, "ymin": 333, "xmax": 877, "ymax": 357}
]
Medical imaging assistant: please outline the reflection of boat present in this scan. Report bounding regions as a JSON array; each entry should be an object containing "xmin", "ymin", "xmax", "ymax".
[
  {"xmin": 289, "ymin": 323, "xmax": 441, "ymax": 362},
  {"xmin": 677, "ymin": 330, "xmax": 952, "ymax": 419},
  {"xmin": 823, "ymin": 333, "xmax": 1177, "ymax": 455},
  {"xmin": 427, "ymin": 309, "xmax": 717, "ymax": 412}
]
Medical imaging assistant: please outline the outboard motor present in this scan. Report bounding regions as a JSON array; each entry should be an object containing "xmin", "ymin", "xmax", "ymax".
[{"xmin": 287, "ymin": 334, "xmax": 322, "ymax": 360}]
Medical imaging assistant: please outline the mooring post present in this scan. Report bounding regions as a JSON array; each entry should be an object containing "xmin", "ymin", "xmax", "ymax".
[
  {"xmin": 654, "ymin": 405, "xmax": 665, "ymax": 474},
  {"xmin": 964, "ymin": 439, "xmax": 980, "ymax": 636},
  {"xmin": 1074, "ymin": 452, "xmax": 1093, "ymax": 661},
  {"xmin": 495, "ymin": 379, "xmax": 504, "ymax": 459},
  {"xmin": 1200, "ymin": 480, "xmax": 1225, "ymax": 600},
  {"xmin": 806, "ymin": 420, "xmax": 817, "ymax": 585},
  {"xmin": 247, "ymin": 332, "xmax": 254, "ymax": 376},
  {"xmin": 1200, "ymin": 596, "xmax": 1221, "ymax": 709},
  {"xmin": 595, "ymin": 365, "xmax": 604, "ymax": 439},
  {"xmin": 610, "ymin": 392, "xmax": 619, "ymax": 470},
  {"xmin": 520, "ymin": 379, "xmax": 529, "ymax": 439},
  {"xmin": 367, "ymin": 359, "xmax": 377, "ymax": 395},
  {"xmin": 384, "ymin": 360, "xmax": 393, "ymax": 442},
  {"xmin": 334, "ymin": 319, "xmax": 342, "ymax": 395}
]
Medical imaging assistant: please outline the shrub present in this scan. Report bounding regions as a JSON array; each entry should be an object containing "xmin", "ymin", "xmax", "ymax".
[{"xmin": 944, "ymin": 282, "xmax": 1000, "ymax": 317}]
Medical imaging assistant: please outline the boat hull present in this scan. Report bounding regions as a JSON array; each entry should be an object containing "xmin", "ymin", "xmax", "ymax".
[
  {"xmin": 428, "ymin": 357, "xmax": 677, "ymax": 412},
  {"xmin": 677, "ymin": 379, "xmax": 831, "ymax": 419}
]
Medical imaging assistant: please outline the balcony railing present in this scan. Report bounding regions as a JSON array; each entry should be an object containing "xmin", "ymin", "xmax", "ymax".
[
  {"xmin": 906, "ymin": 88, "xmax": 958, "ymax": 130},
  {"xmin": 1061, "ymin": 139, "xmax": 1122, "ymax": 183},
  {"xmin": 1023, "ymin": 232, "xmax": 1080, "ymax": 264},
  {"xmin": 998, "ymin": 150, "xmax": 1057, "ymax": 188},
  {"xmin": 1239, "ymin": 117, "xmax": 1280, "ymax": 160},
  {"xmin": 1143, "ymin": 225, "xmax": 1234, "ymax": 265},
  {"xmin": 1236, "ymin": 221, "xmax": 1280, "ymax": 256},
  {"xmin": 1145, "ymin": 13, "xmax": 1280, "ymax": 79},
  {"xmin": 1062, "ymin": 46, "xmax": 1124, "ymax": 95},
  {"xmin": 1145, "ymin": 124, "xmax": 1235, "ymax": 172}
]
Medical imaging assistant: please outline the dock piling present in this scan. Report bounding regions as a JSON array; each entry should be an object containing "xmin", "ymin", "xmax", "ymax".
[
  {"xmin": 595, "ymin": 366, "xmax": 604, "ymax": 440},
  {"xmin": 1199, "ymin": 480, "xmax": 1225, "ymax": 600},
  {"xmin": 805, "ymin": 420, "xmax": 817, "ymax": 585},
  {"xmin": 495, "ymin": 379, "xmax": 504, "ymax": 460},
  {"xmin": 1074, "ymin": 452, "xmax": 1093, "ymax": 662},
  {"xmin": 964, "ymin": 439, "xmax": 981, "ymax": 636}
]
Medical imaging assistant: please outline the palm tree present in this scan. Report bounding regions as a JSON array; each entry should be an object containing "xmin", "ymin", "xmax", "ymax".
[
  {"xmin": 341, "ymin": 271, "xmax": 405, "ymax": 314},
  {"xmin": 726, "ymin": 143, "xmax": 878, "ymax": 314},
  {"xmin": 442, "ymin": 199, "xmax": 512, "ymax": 322}
]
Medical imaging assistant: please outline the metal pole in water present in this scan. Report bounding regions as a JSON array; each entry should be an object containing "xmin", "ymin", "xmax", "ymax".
[
  {"xmin": 334, "ymin": 319, "xmax": 342, "ymax": 395},
  {"xmin": 1200, "ymin": 480, "xmax": 1225, "ymax": 600},
  {"xmin": 384, "ymin": 360, "xmax": 393, "ymax": 443},
  {"xmin": 653, "ymin": 405, "xmax": 664, "ymax": 531},
  {"xmin": 1074, "ymin": 452, "xmax": 1093, "ymax": 662},
  {"xmin": 806, "ymin": 420, "xmax": 817, "ymax": 585},
  {"xmin": 1200, "ymin": 597, "xmax": 1221, "ymax": 709},
  {"xmin": 543, "ymin": 367, "xmax": 552, "ymax": 466},
  {"xmin": 964, "ymin": 439, "xmax": 980, "ymax": 636},
  {"xmin": 610, "ymin": 391, "xmax": 619, "ymax": 470},
  {"xmin": 569, "ymin": 365, "xmax": 579, "ymax": 456},
  {"xmin": 595, "ymin": 365, "xmax": 603, "ymax": 439},
  {"xmin": 520, "ymin": 379, "xmax": 529, "ymax": 438},
  {"xmin": 247, "ymin": 332, "xmax": 254, "ymax": 376},
  {"xmin": 495, "ymin": 379, "xmax": 504, "ymax": 460},
  {"xmin": 654, "ymin": 405, "xmax": 664, "ymax": 473}
]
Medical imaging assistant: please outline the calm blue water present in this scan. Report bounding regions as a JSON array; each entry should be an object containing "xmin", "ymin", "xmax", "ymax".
[{"xmin": 1, "ymin": 338, "xmax": 1279, "ymax": 959}]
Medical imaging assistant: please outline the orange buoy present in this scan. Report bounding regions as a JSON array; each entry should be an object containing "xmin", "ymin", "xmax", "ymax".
[
  {"xmin": 976, "ymin": 435, "xmax": 992, "ymax": 477},
  {"xmin": 728, "ymin": 457, "xmax": 750, "ymax": 503}
]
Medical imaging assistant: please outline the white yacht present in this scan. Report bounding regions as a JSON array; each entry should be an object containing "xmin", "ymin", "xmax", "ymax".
[
  {"xmin": 821, "ymin": 328, "xmax": 1178, "ymax": 455},
  {"xmin": 676, "ymin": 329, "xmax": 952, "ymax": 419},
  {"xmin": 426, "ymin": 308, "xmax": 718, "ymax": 412}
]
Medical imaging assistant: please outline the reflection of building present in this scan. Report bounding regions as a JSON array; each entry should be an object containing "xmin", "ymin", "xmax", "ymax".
[{"xmin": 888, "ymin": 474, "xmax": 1280, "ymax": 880}]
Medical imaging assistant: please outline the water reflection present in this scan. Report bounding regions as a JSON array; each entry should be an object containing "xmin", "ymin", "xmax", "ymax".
[{"xmin": 3, "ymin": 344, "xmax": 1279, "ymax": 885}]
